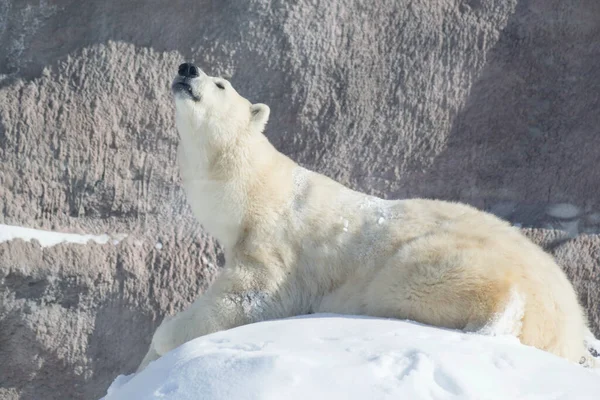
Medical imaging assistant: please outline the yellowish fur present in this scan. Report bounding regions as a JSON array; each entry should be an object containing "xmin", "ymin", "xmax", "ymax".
[{"xmin": 138, "ymin": 69, "xmax": 595, "ymax": 371}]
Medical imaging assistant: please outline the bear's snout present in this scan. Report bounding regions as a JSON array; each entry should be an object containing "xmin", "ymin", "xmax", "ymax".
[{"xmin": 178, "ymin": 62, "xmax": 199, "ymax": 78}]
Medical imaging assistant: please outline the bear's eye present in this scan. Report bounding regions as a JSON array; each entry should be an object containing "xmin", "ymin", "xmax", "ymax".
[{"xmin": 215, "ymin": 82, "xmax": 225, "ymax": 90}]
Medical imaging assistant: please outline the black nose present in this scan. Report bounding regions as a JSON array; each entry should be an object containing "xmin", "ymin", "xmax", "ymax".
[{"xmin": 178, "ymin": 62, "xmax": 199, "ymax": 78}]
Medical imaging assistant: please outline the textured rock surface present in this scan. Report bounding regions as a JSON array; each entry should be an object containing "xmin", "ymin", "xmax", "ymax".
[
  {"xmin": 0, "ymin": 237, "xmax": 220, "ymax": 399},
  {"xmin": 0, "ymin": 0, "xmax": 598, "ymax": 399}
]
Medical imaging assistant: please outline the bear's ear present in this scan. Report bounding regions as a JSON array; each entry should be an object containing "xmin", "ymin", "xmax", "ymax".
[{"xmin": 250, "ymin": 103, "xmax": 270, "ymax": 131}]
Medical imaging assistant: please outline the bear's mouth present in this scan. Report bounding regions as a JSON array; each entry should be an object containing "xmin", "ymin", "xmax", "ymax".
[{"xmin": 171, "ymin": 80, "xmax": 201, "ymax": 102}]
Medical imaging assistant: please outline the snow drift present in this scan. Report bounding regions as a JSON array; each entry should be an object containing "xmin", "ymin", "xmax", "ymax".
[{"xmin": 102, "ymin": 315, "xmax": 600, "ymax": 400}]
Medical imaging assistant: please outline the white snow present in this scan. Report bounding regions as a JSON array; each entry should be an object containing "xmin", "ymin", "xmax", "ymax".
[
  {"xmin": 342, "ymin": 218, "xmax": 349, "ymax": 232},
  {"xmin": 102, "ymin": 315, "xmax": 600, "ymax": 400},
  {"xmin": 547, "ymin": 203, "xmax": 580, "ymax": 219},
  {"xmin": 0, "ymin": 224, "xmax": 126, "ymax": 247}
]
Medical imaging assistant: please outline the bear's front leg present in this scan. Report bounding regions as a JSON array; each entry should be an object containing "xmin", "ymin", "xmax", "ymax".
[{"xmin": 136, "ymin": 265, "xmax": 285, "ymax": 372}]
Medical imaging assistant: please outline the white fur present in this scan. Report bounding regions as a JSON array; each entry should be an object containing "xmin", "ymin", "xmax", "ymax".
[
  {"xmin": 137, "ymin": 70, "xmax": 596, "ymax": 371},
  {"xmin": 476, "ymin": 289, "xmax": 525, "ymax": 337}
]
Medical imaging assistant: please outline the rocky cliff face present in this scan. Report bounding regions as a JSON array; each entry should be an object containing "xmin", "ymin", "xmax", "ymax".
[{"xmin": 1, "ymin": 1, "xmax": 599, "ymax": 399}]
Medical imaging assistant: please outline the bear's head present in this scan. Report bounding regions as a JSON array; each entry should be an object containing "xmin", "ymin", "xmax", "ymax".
[{"xmin": 171, "ymin": 63, "xmax": 270, "ymax": 150}]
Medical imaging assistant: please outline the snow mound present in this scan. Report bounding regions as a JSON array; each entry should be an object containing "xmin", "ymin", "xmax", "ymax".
[{"xmin": 103, "ymin": 315, "xmax": 600, "ymax": 400}]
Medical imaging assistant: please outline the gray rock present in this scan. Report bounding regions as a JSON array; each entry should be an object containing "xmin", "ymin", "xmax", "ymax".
[
  {"xmin": 0, "ymin": 237, "xmax": 221, "ymax": 400},
  {"xmin": 0, "ymin": 0, "xmax": 598, "ymax": 399}
]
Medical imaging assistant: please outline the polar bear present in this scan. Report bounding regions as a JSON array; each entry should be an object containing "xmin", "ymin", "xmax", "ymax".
[{"xmin": 137, "ymin": 62, "xmax": 596, "ymax": 371}]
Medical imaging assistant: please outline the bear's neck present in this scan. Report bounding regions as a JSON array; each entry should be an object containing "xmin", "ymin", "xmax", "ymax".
[{"xmin": 177, "ymin": 133, "xmax": 289, "ymax": 250}]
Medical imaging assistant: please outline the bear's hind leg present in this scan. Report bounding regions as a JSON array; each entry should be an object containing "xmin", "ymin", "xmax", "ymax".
[{"xmin": 363, "ymin": 234, "xmax": 515, "ymax": 333}]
